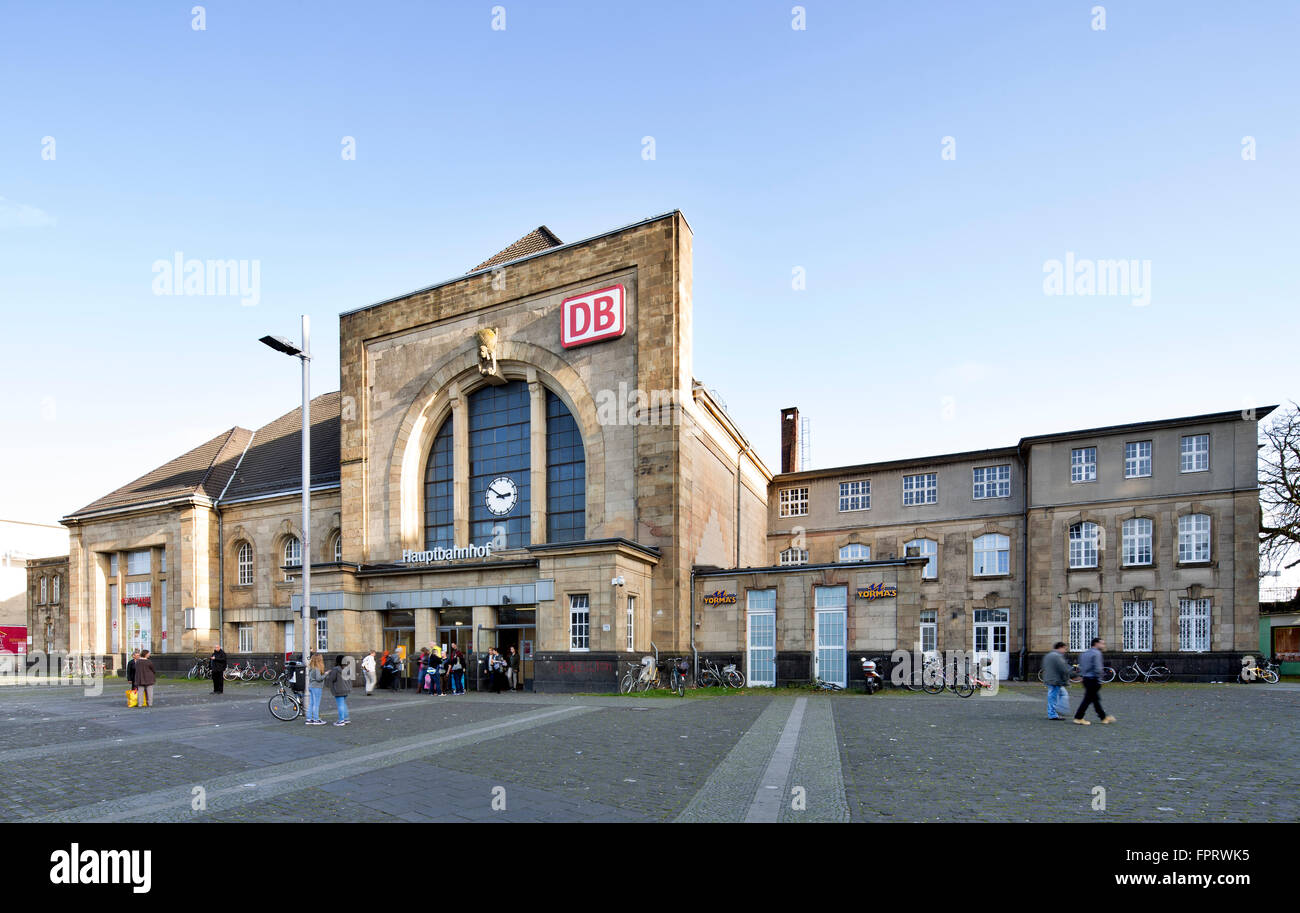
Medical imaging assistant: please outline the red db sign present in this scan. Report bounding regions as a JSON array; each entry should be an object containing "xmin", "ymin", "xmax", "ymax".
[{"xmin": 561, "ymin": 285, "xmax": 626, "ymax": 349}]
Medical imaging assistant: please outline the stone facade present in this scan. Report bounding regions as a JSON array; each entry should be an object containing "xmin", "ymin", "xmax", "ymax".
[{"xmin": 25, "ymin": 555, "xmax": 70, "ymax": 654}]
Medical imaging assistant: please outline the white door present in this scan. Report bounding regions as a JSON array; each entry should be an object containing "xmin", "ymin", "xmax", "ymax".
[
  {"xmin": 973, "ymin": 609, "xmax": 1010, "ymax": 679},
  {"xmin": 747, "ymin": 612, "xmax": 776, "ymax": 687},
  {"xmin": 814, "ymin": 610, "xmax": 847, "ymax": 687}
]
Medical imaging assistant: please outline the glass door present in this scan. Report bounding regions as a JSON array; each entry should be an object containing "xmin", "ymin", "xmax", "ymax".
[
  {"xmin": 973, "ymin": 609, "xmax": 1010, "ymax": 679},
  {"xmin": 814, "ymin": 610, "xmax": 847, "ymax": 687},
  {"xmin": 747, "ymin": 612, "xmax": 776, "ymax": 687}
]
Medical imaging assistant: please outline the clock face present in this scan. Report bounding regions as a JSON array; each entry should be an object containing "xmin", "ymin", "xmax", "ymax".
[{"xmin": 484, "ymin": 476, "xmax": 518, "ymax": 516}]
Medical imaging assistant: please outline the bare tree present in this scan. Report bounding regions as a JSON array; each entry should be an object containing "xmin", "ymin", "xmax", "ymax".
[{"xmin": 1260, "ymin": 402, "xmax": 1300, "ymax": 576}]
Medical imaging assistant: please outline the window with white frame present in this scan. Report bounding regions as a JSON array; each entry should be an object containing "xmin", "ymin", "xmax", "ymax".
[
  {"xmin": 160, "ymin": 551, "xmax": 166, "ymax": 573},
  {"xmin": 973, "ymin": 534, "xmax": 1009, "ymax": 576},
  {"xmin": 1121, "ymin": 518, "xmax": 1153, "ymax": 566},
  {"xmin": 1180, "ymin": 434, "xmax": 1209, "ymax": 473},
  {"xmin": 1069, "ymin": 602, "xmax": 1098, "ymax": 652},
  {"xmin": 906, "ymin": 538, "xmax": 938, "ymax": 579},
  {"xmin": 1068, "ymin": 521, "xmax": 1100, "ymax": 569},
  {"xmin": 1070, "ymin": 447, "xmax": 1097, "ymax": 483},
  {"xmin": 972, "ymin": 464, "xmax": 1010, "ymax": 499},
  {"xmin": 237, "ymin": 543, "xmax": 254, "ymax": 585},
  {"xmin": 919, "ymin": 609, "xmax": 937, "ymax": 653},
  {"xmin": 183, "ymin": 607, "xmax": 195, "ymax": 630},
  {"xmin": 1122, "ymin": 601, "xmax": 1153, "ymax": 652},
  {"xmin": 1178, "ymin": 514, "xmax": 1211, "ymax": 563},
  {"xmin": 779, "ymin": 488, "xmax": 808, "ymax": 517},
  {"xmin": 109, "ymin": 553, "xmax": 119, "ymax": 577},
  {"xmin": 1179, "ymin": 598, "xmax": 1210, "ymax": 651},
  {"xmin": 284, "ymin": 537, "xmax": 302, "ymax": 567},
  {"xmin": 39, "ymin": 577, "xmax": 47, "ymax": 604},
  {"xmin": 838, "ymin": 480, "xmax": 870, "ymax": 512},
  {"xmin": 333, "ymin": 535, "xmax": 343, "ymax": 563},
  {"xmin": 747, "ymin": 589, "xmax": 777, "ymax": 687},
  {"xmin": 1125, "ymin": 441, "xmax": 1152, "ymax": 478},
  {"xmin": 284, "ymin": 620, "xmax": 295, "ymax": 654},
  {"xmin": 779, "ymin": 548, "xmax": 809, "ymax": 566},
  {"xmin": 126, "ymin": 549, "xmax": 151, "ymax": 576},
  {"xmin": 238, "ymin": 624, "xmax": 252, "ymax": 653},
  {"xmin": 53, "ymin": 576, "xmax": 60, "ymax": 603},
  {"xmin": 903, "ymin": 472, "xmax": 937, "ymax": 506},
  {"xmin": 838, "ymin": 544, "xmax": 871, "ymax": 563},
  {"xmin": 625, "ymin": 595, "xmax": 635, "ymax": 652},
  {"xmin": 316, "ymin": 616, "xmax": 328, "ymax": 653},
  {"xmin": 569, "ymin": 594, "xmax": 590, "ymax": 651}
]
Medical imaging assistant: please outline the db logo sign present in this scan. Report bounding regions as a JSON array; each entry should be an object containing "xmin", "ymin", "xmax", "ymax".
[{"xmin": 561, "ymin": 285, "xmax": 626, "ymax": 349}]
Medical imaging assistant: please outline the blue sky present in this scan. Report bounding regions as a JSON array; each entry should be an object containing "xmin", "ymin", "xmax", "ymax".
[{"xmin": 0, "ymin": 0, "xmax": 1296, "ymax": 525}]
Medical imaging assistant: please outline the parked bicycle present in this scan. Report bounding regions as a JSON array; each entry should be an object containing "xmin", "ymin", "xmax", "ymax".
[
  {"xmin": 1239, "ymin": 657, "xmax": 1280, "ymax": 684},
  {"xmin": 1117, "ymin": 660, "xmax": 1171, "ymax": 683},
  {"xmin": 187, "ymin": 657, "xmax": 212, "ymax": 680},
  {"xmin": 811, "ymin": 677, "xmax": 845, "ymax": 692},
  {"xmin": 696, "ymin": 658, "xmax": 745, "ymax": 689},
  {"xmin": 267, "ymin": 680, "xmax": 303, "ymax": 721},
  {"xmin": 620, "ymin": 643, "xmax": 663, "ymax": 694},
  {"xmin": 667, "ymin": 657, "xmax": 690, "ymax": 697},
  {"xmin": 922, "ymin": 660, "xmax": 975, "ymax": 697}
]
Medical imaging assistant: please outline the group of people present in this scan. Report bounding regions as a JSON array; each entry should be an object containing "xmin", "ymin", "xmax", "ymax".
[
  {"xmin": 303, "ymin": 652, "xmax": 353, "ymax": 725},
  {"xmin": 125, "ymin": 648, "xmax": 156, "ymax": 707},
  {"xmin": 1042, "ymin": 637, "xmax": 1118, "ymax": 725},
  {"xmin": 351, "ymin": 643, "xmax": 520, "ymax": 695}
]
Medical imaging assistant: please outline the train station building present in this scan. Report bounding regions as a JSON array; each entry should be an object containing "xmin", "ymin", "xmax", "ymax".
[{"xmin": 54, "ymin": 211, "xmax": 1271, "ymax": 689}]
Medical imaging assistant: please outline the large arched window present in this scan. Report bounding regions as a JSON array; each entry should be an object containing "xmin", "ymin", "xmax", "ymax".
[
  {"xmin": 237, "ymin": 542, "xmax": 254, "ymax": 585},
  {"xmin": 424, "ymin": 420, "xmax": 454, "ymax": 550},
  {"xmin": 547, "ymin": 390, "xmax": 586, "ymax": 543}
]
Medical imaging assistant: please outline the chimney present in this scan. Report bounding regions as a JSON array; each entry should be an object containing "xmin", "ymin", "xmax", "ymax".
[{"xmin": 781, "ymin": 407, "xmax": 800, "ymax": 474}]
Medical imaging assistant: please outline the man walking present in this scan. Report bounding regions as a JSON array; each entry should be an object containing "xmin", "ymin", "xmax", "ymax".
[
  {"xmin": 1073, "ymin": 637, "xmax": 1116, "ymax": 725},
  {"xmin": 210, "ymin": 644, "xmax": 228, "ymax": 694},
  {"xmin": 1042, "ymin": 642, "xmax": 1072, "ymax": 720}
]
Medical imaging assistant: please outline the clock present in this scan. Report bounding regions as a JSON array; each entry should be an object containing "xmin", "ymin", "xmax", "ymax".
[{"xmin": 485, "ymin": 476, "xmax": 518, "ymax": 516}]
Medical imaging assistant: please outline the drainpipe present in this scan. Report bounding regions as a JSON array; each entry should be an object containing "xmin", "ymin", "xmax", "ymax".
[
  {"xmin": 689, "ymin": 567, "xmax": 698, "ymax": 680},
  {"xmin": 217, "ymin": 509, "xmax": 225, "ymax": 646},
  {"xmin": 1019, "ymin": 447, "xmax": 1029, "ymax": 680}
]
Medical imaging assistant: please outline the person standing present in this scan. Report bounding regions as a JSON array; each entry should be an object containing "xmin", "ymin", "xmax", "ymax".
[
  {"xmin": 1073, "ymin": 637, "xmax": 1116, "ymax": 725},
  {"xmin": 325, "ymin": 654, "xmax": 352, "ymax": 725},
  {"xmin": 507, "ymin": 645, "xmax": 520, "ymax": 692},
  {"xmin": 210, "ymin": 645, "xmax": 228, "ymax": 694},
  {"xmin": 135, "ymin": 649, "xmax": 156, "ymax": 708},
  {"xmin": 126, "ymin": 649, "xmax": 140, "ymax": 693},
  {"xmin": 1042, "ymin": 642, "xmax": 1072, "ymax": 720},
  {"xmin": 415, "ymin": 647, "xmax": 430, "ymax": 693},
  {"xmin": 487, "ymin": 648, "xmax": 504, "ymax": 694},
  {"xmin": 426, "ymin": 645, "xmax": 443, "ymax": 695},
  {"xmin": 449, "ymin": 646, "xmax": 466, "ymax": 694},
  {"xmin": 361, "ymin": 650, "xmax": 376, "ymax": 696},
  {"xmin": 305, "ymin": 652, "xmax": 327, "ymax": 725}
]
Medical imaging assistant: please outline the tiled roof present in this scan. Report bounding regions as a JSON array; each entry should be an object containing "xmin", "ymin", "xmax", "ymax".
[
  {"xmin": 219, "ymin": 392, "xmax": 342, "ymax": 502},
  {"xmin": 66, "ymin": 427, "xmax": 253, "ymax": 519},
  {"xmin": 471, "ymin": 226, "xmax": 563, "ymax": 272}
]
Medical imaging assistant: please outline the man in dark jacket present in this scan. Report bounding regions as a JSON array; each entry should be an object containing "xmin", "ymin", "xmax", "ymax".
[
  {"xmin": 210, "ymin": 645, "xmax": 228, "ymax": 694},
  {"xmin": 135, "ymin": 649, "xmax": 156, "ymax": 708},
  {"xmin": 126, "ymin": 649, "xmax": 140, "ymax": 691},
  {"xmin": 1073, "ymin": 637, "xmax": 1116, "ymax": 725},
  {"xmin": 1042, "ymin": 642, "xmax": 1072, "ymax": 720}
]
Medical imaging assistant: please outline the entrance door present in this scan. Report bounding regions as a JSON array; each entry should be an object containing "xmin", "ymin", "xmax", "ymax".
[
  {"xmin": 973, "ymin": 609, "xmax": 1010, "ymax": 679},
  {"xmin": 814, "ymin": 610, "xmax": 847, "ymax": 687},
  {"xmin": 747, "ymin": 612, "xmax": 776, "ymax": 687}
]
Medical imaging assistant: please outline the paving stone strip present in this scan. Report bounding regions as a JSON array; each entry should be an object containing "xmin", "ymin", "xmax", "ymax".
[
  {"xmin": 781, "ymin": 697, "xmax": 848, "ymax": 822},
  {"xmin": 744, "ymin": 697, "xmax": 807, "ymax": 822},
  {"xmin": 25, "ymin": 704, "xmax": 595, "ymax": 823}
]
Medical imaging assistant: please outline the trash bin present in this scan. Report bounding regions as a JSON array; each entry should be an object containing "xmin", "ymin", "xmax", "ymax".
[{"xmin": 284, "ymin": 660, "xmax": 306, "ymax": 693}]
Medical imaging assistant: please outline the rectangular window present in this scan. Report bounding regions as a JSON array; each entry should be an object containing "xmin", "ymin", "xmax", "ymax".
[
  {"xmin": 1179, "ymin": 598, "xmax": 1211, "ymax": 652},
  {"xmin": 779, "ymin": 487, "xmax": 808, "ymax": 517},
  {"xmin": 183, "ymin": 607, "xmax": 195, "ymax": 630},
  {"xmin": 109, "ymin": 584, "xmax": 119, "ymax": 652},
  {"xmin": 907, "ymin": 539, "xmax": 938, "ymax": 579},
  {"xmin": 238, "ymin": 624, "xmax": 252, "ymax": 653},
  {"xmin": 973, "ymin": 534, "xmax": 1010, "ymax": 576},
  {"xmin": 972, "ymin": 464, "xmax": 1011, "ymax": 499},
  {"xmin": 126, "ymin": 549, "xmax": 151, "ymax": 576},
  {"xmin": 1180, "ymin": 434, "xmax": 1209, "ymax": 472},
  {"xmin": 919, "ymin": 609, "xmax": 937, "ymax": 654},
  {"xmin": 160, "ymin": 551, "xmax": 166, "ymax": 574},
  {"xmin": 814, "ymin": 586, "xmax": 847, "ymax": 610},
  {"xmin": 625, "ymin": 595, "xmax": 635, "ymax": 652},
  {"xmin": 1122, "ymin": 601, "xmax": 1153, "ymax": 652},
  {"xmin": 1069, "ymin": 602, "xmax": 1099, "ymax": 652},
  {"xmin": 838, "ymin": 480, "xmax": 870, "ymax": 512},
  {"xmin": 1069, "ymin": 523, "xmax": 1100, "ymax": 569},
  {"xmin": 747, "ymin": 589, "xmax": 777, "ymax": 688},
  {"xmin": 1125, "ymin": 441, "xmax": 1152, "ymax": 478},
  {"xmin": 1178, "ymin": 514, "xmax": 1211, "ymax": 563},
  {"xmin": 39, "ymin": 577, "xmax": 47, "ymax": 604},
  {"xmin": 902, "ymin": 472, "xmax": 938, "ymax": 506},
  {"xmin": 238, "ymin": 546, "xmax": 254, "ymax": 586},
  {"xmin": 1071, "ymin": 447, "xmax": 1097, "ymax": 483},
  {"xmin": 52, "ymin": 576, "xmax": 60, "ymax": 603},
  {"xmin": 779, "ymin": 548, "xmax": 808, "ymax": 566},
  {"xmin": 109, "ymin": 553, "xmax": 119, "ymax": 577},
  {"xmin": 569, "ymin": 594, "xmax": 590, "ymax": 651},
  {"xmin": 284, "ymin": 620, "xmax": 295, "ymax": 654},
  {"xmin": 125, "ymin": 581, "xmax": 151, "ymax": 652},
  {"xmin": 317, "ymin": 616, "xmax": 329, "ymax": 653}
]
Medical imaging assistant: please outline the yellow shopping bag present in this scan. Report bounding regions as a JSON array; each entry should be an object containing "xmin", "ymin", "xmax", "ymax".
[{"xmin": 126, "ymin": 689, "xmax": 138, "ymax": 708}]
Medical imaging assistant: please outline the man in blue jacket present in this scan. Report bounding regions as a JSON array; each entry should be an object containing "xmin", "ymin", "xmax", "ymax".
[
  {"xmin": 1042, "ymin": 642, "xmax": 1072, "ymax": 720},
  {"xmin": 1073, "ymin": 637, "xmax": 1116, "ymax": 725}
]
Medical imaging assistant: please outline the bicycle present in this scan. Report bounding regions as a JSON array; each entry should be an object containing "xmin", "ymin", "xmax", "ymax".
[
  {"xmin": 696, "ymin": 658, "xmax": 745, "ymax": 689},
  {"xmin": 667, "ymin": 657, "xmax": 689, "ymax": 697},
  {"xmin": 267, "ymin": 681, "xmax": 303, "ymax": 721},
  {"xmin": 1117, "ymin": 660, "xmax": 1171, "ymax": 683},
  {"xmin": 922, "ymin": 661, "xmax": 975, "ymax": 697},
  {"xmin": 811, "ymin": 677, "xmax": 845, "ymax": 692},
  {"xmin": 187, "ymin": 658, "xmax": 212, "ymax": 680},
  {"xmin": 1239, "ymin": 658, "xmax": 1280, "ymax": 684}
]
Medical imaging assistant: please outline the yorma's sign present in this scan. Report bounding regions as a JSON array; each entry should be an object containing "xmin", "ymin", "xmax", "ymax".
[
  {"xmin": 856, "ymin": 583, "xmax": 898, "ymax": 601},
  {"xmin": 561, "ymin": 284, "xmax": 625, "ymax": 349},
  {"xmin": 701, "ymin": 590, "xmax": 737, "ymax": 606}
]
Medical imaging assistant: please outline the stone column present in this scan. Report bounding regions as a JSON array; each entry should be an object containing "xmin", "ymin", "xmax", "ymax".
[
  {"xmin": 415, "ymin": 607, "xmax": 440, "ymax": 652},
  {"xmin": 471, "ymin": 604, "xmax": 498, "ymax": 691},
  {"xmin": 451, "ymin": 383, "xmax": 470, "ymax": 546},
  {"xmin": 528, "ymin": 369, "xmax": 547, "ymax": 546}
]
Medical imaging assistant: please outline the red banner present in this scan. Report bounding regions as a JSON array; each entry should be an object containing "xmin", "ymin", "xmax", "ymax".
[{"xmin": 0, "ymin": 626, "xmax": 27, "ymax": 654}]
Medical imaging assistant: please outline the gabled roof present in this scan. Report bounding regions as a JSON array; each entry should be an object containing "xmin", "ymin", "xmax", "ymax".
[
  {"xmin": 66, "ymin": 427, "xmax": 253, "ymax": 520},
  {"xmin": 471, "ymin": 226, "xmax": 563, "ymax": 272},
  {"xmin": 219, "ymin": 392, "xmax": 342, "ymax": 502}
]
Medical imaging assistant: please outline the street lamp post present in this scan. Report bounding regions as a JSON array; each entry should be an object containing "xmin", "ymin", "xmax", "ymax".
[{"xmin": 260, "ymin": 316, "xmax": 312, "ymax": 668}]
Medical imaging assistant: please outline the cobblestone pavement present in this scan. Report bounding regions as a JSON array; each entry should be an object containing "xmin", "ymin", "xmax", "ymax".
[{"xmin": 0, "ymin": 678, "xmax": 1294, "ymax": 822}]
